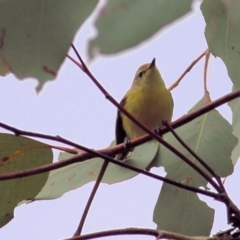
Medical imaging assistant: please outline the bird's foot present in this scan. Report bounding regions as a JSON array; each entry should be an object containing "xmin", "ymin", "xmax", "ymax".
[
  {"xmin": 124, "ymin": 138, "xmax": 133, "ymax": 152},
  {"xmin": 154, "ymin": 127, "xmax": 162, "ymax": 136}
]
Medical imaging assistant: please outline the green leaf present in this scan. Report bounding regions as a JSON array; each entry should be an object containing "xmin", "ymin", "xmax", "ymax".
[
  {"xmin": 0, "ymin": 134, "xmax": 53, "ymax": 227},
  {"xmin": 88, "ymin": 0, "xmax": 193, "ymax": 58},
  {"xmin": 222, "ymin": 0, "xmax": 240, "ymax": 37},
  {"xmin": 157, "ymin": 96, "xmax": 235, "ymax": 184},
  {"xmin": 153, "ymin": 96, "xmax": 236, "ymax": 235},
  {"xmin": 201, "ymin": 0, "xmax": 240, "ymax": 88},
  {"xmin": 35, "ymin": 140, "xmax": 159, "ymax": 200},
  {"xmin": 228, "ymin": 88, "xmax": 240, "ymax": 165},
  {"xmin": 154, "ymin": 181, "xmax": 214, "ymax": 236},
  {"xmin": 0, "ymin": 0, "xmax": 98, "ymax": 91}
]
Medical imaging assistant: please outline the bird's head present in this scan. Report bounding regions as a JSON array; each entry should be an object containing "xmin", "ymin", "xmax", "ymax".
[{"xmin": 132, "ymin": 58, "xmax": 165, "ymax": 88}]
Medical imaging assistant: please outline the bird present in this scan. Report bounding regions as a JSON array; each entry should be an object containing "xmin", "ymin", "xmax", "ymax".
[{"xmin": 115, "ymin": 58, "xmax": 174, "ymax": 159}]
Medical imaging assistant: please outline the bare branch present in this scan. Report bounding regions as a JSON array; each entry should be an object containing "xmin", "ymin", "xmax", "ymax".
[
  {"xmin": 67, "ymin": 54, "xmax": 84, "ymax": 71},
  {"xmin": 65, "ymin": 227, "xmax": 224, "ymax": 240}
]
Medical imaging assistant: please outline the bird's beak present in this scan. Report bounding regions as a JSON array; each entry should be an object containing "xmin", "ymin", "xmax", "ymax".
[{"xmin": 149, "ymin": 58, "xmax": 156, "ymax": 69}]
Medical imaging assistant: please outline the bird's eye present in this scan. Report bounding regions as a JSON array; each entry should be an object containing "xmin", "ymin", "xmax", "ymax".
[{"xmin": 138, "ymin": 71, "xmax": 144, "ymax": 78}]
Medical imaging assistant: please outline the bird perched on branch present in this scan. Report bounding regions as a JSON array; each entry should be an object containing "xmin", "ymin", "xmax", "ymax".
[{"xmin": 115, "ymin": 58, "xmax": 174, "ymax": 159}]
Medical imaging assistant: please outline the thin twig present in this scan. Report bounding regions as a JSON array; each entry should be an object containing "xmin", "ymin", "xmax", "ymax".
[
  {"xmin": 215, "ymin": 175, "xmax": 225, "ymax": 193},
  {"xmin": 67, "ymin": 54, "xmax": 84, "ymax": 71},
  {"xmin": 66, "ymin": 227, "xmax": 221, "ymax": 240},
  {"xmin": 168, "ymin": 49, "xmax": 208, "ymax": 91},
  {"xmin": 73, "ymin": 161, "xmax": 109, "ymax": 236}
]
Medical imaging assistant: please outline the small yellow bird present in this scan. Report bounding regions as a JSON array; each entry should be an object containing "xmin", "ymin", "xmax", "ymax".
[{"xmin": 115, "ymin": 58, "xmax": 174, "ymax": 159}]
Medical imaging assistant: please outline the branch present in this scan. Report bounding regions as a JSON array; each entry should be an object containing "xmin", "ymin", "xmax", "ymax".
[
  {"xmin": 67, "ymin": 54, "xmax": 84, "ymax": 71},
  {"xmin": 65, "ymin": 227, "xmax": 221, "ymax": 240},
  {"xmin": 221, "ymin": 192, "xmax": 240, "ymax": 227}
]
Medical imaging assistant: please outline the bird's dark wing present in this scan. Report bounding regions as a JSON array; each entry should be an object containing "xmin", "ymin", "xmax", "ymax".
[{"xmin": 115, "ymin": 97, "xmax": 127, "ymax": 145}]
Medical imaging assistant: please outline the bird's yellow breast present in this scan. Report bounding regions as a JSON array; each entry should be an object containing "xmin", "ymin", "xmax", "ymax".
[{"xmin": 121, "ymin": 84, "xmax": 173, "ymax": 140}]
